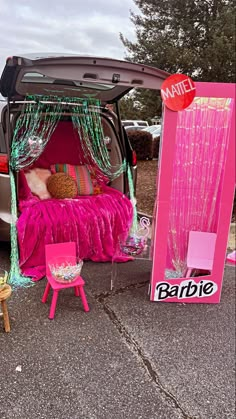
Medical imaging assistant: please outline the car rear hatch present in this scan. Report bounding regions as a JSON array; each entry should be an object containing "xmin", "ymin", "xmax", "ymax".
[{"xmin": 0, "ymin": 54, "xmax": 169, "ymax": 103}]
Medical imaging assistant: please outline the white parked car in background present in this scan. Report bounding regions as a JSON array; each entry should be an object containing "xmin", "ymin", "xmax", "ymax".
[
  {"xmin": 124, "ymin": 126, "xmax": 145, "ymax": 132},
  {"xmin": 122, "ymin": 120, "xmax": 149, "ymax": 128}
]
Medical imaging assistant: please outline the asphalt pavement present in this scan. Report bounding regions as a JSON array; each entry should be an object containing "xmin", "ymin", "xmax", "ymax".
[{"xmin": 0, "ymin": 241, "xmax": 235, "ymax": 419}]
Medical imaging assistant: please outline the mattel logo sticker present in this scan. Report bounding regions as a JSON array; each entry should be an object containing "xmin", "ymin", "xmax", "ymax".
[
  {"xmin": 161, "ymin": 74, "xmax": 196, "ymax": 111},
  {"xmin": 154, "ymin": 279, "xmax": 218, "ymax": 301}
]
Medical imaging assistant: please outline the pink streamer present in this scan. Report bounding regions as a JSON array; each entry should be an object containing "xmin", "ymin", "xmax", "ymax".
[{"xmin": 167, "ymin": 97, "xmax": 234, "ymax": 272}]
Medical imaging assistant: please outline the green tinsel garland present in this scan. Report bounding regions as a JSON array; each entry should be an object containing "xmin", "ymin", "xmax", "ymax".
[
  {"xmin": 11, "ymin": 95, "xmax": 126, "ymax": 180},
  {"xmin": 71, "ymin": 98, "xmax": 126, "ymax": 180},
  {"xmin": 11, "ymin": 97, "xmax": 63, "ymax": 170},
  {"xmin": 9, "ymin": 170, "xmax": 33, "ymax": 288}
]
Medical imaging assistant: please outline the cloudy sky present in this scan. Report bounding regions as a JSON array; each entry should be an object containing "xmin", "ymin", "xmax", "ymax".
[{"xmin": 0, "ymin": 0, "xmax": 139, "ymax": 76}]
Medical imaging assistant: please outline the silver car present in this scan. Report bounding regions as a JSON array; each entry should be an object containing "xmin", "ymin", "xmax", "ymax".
[
  {"xmin": 0, "ymin": 54, "xmax": 168, "ymax": 241},
  {"xmin": 142, "ymin": 124, "xmax": 162, "ymax": 138}
]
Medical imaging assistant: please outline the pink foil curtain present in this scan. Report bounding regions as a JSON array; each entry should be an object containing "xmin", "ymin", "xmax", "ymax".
[{"xmin": 167, "ymin": 97, "xmax": 234, "ymax": 273}]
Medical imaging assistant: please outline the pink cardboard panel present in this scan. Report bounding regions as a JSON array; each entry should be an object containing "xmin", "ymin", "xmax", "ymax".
[{"xmin": 150, "ymin": 82, "xmax": 235, "ymax": 303}]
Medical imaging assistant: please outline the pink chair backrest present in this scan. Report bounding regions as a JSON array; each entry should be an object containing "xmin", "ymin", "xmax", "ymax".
[
  {"xmin": 45, "ymin": 242, "xmax": 76, "ymax": 276},
  {"xmin": 187, "ymin": 231, "xmax": 217, "ymax": 270}
]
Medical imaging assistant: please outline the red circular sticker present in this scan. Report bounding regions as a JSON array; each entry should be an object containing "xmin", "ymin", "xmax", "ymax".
[{"xmin": 161, "ymin": 74, "xmax": 196, "ymax": 111}]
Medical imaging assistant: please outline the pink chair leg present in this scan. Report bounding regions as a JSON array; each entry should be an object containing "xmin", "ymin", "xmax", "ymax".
[
  {"xmin": 49, "ymin": 291, "xmax": 59, "ymax": 320},
  {"xmin": 79, "ymin": 286, "xmax": 89, "ymax": 312},
  {"xmin": 74, "ymin": 286, "xmax": 80, "ymax": 297},
  {"xmin": 186, "ymin": 268, "xmax": 192, "ymax": 278},
  {"xmin": 42, "ymin": 282, "xmax": 51, "ymax": 303}
]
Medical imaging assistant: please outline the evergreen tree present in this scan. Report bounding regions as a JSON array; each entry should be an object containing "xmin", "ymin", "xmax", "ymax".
[
  {"xmin": 121, "ymin": 0, "xmax": 235, "ymax": 82},
  {"xmin": 119, "ymin": 95, "xmax": 141, "ymax": 120}
]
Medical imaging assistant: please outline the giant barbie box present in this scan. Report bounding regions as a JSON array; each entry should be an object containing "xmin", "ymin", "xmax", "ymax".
[{"xmin": 150, "ymin": 82, "xmax": 235, "ymax": 303}]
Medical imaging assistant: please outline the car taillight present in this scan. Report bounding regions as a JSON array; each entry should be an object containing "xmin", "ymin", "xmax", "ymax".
[
  {"xmin": 132, "ymin": 150, "xmax": 137, "ymax": 166},
  {"xmin": 0, "ymin": 154, "xmax": 9, "ymax": 174}
]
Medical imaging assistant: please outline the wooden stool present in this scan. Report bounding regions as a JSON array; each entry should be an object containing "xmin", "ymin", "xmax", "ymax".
[{"xmin": 0, "ymin": 284, "xmax": 12, "ymax": 332}]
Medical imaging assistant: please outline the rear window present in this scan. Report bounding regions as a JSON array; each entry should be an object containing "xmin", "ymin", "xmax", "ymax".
[
  {"xmin": 126, "ymin": 126, "xmax": 141, "ymax": 131},
  {"xmin": 21, "ymin": 72, "xmax": 115, "ymax": 92},
  {"xmin": 122, "ymin": 121, "xmax": 134, "ymax": 127},
  {"xmin": 137, "ymin": 122, "xmax": 148, "ymax": 126}
]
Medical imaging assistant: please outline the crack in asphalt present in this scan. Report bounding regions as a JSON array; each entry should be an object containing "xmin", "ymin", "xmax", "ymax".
[
  {"xmin": 94, "ymin": 279, "xmax": 150, "ymax": 299},
  {"xmin": 95, "ymin": 284, "xmax": 194, "ymax": 419}
]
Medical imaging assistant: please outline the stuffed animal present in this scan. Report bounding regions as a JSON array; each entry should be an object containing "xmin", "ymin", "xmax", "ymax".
[{"xmin": 47, "ymin": 173, "xmax": 78, "ymax": 199}]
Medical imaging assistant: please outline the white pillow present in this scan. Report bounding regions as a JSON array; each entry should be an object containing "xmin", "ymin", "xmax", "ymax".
[{"xmin": 25, "ymin": 168, "xmax": 51, "ymax": 200}]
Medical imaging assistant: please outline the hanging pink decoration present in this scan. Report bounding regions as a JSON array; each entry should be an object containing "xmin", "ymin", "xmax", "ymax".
[{"xmin": 167, "ymin": 97, "xmax": 234, "ymax": 273}]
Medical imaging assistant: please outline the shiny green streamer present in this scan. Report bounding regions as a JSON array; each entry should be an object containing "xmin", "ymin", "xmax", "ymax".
[
  {"xmin": 71, "ymin": 98, "xmax": 126, "ymax": 180},
  {"xmin": 127, "ymin": 165, "xmax": 138, "ymax": 234},
  {"xmin": 9, "ymin": 170, "xmax": 33, "ymax": 288},
  {"xmin": 12, "ymin": 95, "xmax": 126, "ymax": 180},
  {"xmin": 11, "ymin": 97, "xmax": 64, "ymax": 170}
]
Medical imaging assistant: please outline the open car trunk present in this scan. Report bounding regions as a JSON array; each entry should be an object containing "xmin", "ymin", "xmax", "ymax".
[
  {"xmin": 0, "ymin": 54, "xmax": 169, "ymax": 243},
  {"xmin": 0, "ymin": 54, "xmax": 169, "ymax": 102}
]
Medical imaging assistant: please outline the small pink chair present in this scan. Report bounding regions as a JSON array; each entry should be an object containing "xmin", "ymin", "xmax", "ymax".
[
  {"xmin": 42, "ymin": 242, "xmax": 89, "ymax": 319},
  {"xmin": 186, "ymin": 231, "xmax": 217, "ymax": 277}
]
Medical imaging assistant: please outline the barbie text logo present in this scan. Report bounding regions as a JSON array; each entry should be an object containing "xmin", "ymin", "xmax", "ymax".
[{"xmin": 154, "ymin": 279, "xmax": 218, "ymax": 301}]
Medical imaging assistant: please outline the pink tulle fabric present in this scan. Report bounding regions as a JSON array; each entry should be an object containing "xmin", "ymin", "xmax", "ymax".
[{"xmin": 17, "ymin": 171, "xmax": 133, "ymax": 280}]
